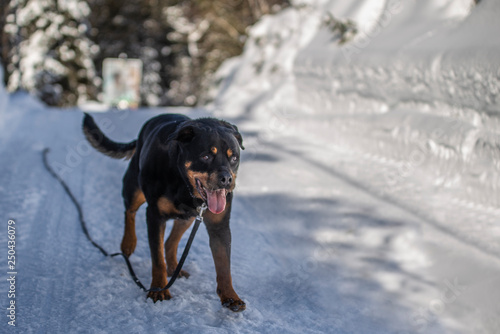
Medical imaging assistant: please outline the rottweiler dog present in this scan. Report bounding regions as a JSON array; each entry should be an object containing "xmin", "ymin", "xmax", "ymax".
[{"xmin": 82, "ymin": 113, "xmax": 245, "ymax": 312}]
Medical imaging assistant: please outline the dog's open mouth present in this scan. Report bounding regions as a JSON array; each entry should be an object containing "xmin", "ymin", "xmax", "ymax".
[{"xmin": 196, "ymin": 179, "xmax": 227, "ymax": 214}]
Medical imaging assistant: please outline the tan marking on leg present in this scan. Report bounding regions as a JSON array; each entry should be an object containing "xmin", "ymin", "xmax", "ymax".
[
  {"xmin": 209, "ymin": 233, "xmax": 246, "ymax": 312},
  {"xmin": 165, "ymin": 218, "xmax": 195, "ymax": 277},
  {"xmin": 147, "ymin": 222, "xmax": 171, "ymax": 302},
  {"xmin": 213, "ymin": 246, "xmax": 238, "ymax": 300},
  {"xmin": 121, "ymin": 190, "xmax": 146, "ymax": 256}
]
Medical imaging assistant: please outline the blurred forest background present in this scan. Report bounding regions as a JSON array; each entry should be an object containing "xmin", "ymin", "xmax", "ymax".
[{"xmin": 0, "ymin": 0, "xmax": 288, "ymax": 107}]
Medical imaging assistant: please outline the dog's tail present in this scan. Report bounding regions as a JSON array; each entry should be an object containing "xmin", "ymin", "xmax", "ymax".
[{"xmin": 82, "ymin": 113, "xmax": 137, "ymax": 160}]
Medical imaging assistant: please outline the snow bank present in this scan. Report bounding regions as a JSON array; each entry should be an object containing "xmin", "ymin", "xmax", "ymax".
[{"xmin": 211, "ymin": 0, "xmax": 500, "ymax": 208}]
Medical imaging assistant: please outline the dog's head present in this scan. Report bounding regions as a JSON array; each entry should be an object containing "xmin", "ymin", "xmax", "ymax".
[{"xmin": 167, "ymin": 118, "xmax": 244, "ymax": 214}]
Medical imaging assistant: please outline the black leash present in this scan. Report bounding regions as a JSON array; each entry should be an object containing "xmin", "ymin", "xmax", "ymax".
[{"xmin": 42, "ymin": 148, "xmax": 206, "ymax": 293}]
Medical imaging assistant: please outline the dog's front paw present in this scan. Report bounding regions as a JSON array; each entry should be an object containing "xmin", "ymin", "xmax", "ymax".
[
  {"xmin": 222, "ymin": 298, "xmax": 246, "ymax": 312},
  {"xmin": 147, "ymin": 289, "xmax": 172, "ymax": 303},
  {"xmin": 120, "ymin": 235, "xmax": 137, "ymax": 257}
]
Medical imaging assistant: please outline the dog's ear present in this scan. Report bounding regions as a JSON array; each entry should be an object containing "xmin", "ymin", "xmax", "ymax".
[
  {"xmin": 176, "ymin": 125, "xmax": 195, "ymax": 142},
  {"xmin": 167, "ymin": 123, "xmax": 196, "ymax": 143},
  {"xmin": 220, "ymin": 121, "xmax": 244, "ymax": 150}
]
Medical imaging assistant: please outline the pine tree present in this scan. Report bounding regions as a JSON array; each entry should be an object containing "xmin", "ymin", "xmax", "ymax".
[{"xmin": 3, "ymin": 0, "xmax": 99, "ymax": 106}]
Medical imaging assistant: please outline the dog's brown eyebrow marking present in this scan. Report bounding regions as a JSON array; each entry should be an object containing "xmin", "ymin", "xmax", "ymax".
[
  {"xmin": 211, "ymin": 146, "xmax": 218, "ymax": 154},
  {"xmin": 227, "ymin": 149, "xmax": 233, "ymax": 158}
]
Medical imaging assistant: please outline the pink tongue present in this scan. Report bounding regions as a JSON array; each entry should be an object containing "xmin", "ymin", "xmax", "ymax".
[{"xmin": 206, "ymin": 189, "xmax": 227, "ymax": 214}]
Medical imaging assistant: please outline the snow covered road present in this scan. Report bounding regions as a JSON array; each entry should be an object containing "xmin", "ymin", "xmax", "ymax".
[{"xmin": 1, "ymin": 95, "xmax": 499, "ymax": 333}]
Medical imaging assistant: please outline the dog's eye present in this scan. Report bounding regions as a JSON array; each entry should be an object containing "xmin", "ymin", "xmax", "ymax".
[
  {"xmin": 230, "ymin": 156, "xmax": 238, "ymax": 163},
  {"xmin": 201, "ymin": 155, "xmax": 211, "ymax": 162}
]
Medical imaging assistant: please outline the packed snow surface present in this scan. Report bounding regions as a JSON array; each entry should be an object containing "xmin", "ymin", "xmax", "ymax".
[{"xmin": 2, "ymin": 0, "xmax": 500, "ymax": 333}]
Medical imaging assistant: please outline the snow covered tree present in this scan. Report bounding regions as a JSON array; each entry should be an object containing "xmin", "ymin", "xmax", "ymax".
[{"xmin": 3, "ymin": 0, "xmax": 99, "ymax": 106}]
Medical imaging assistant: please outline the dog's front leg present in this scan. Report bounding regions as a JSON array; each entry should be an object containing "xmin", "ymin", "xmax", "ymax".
[
  {"xmin": 205, "ymin": 212, "xmax": 246, "ymax": 312},
  {"xmin": 146, "ymin": 205, "xmax": 171, "ymax": 302}
]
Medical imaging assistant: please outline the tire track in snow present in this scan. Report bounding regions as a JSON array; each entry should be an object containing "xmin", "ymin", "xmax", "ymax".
[{"xmin": 17, "ymin": 154, "xmax": 84, "ymax": 333}]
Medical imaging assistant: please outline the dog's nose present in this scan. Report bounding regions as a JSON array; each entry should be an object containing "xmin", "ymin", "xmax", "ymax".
[{"xmin": 218, "ymin": 171, "xmax": 233, "ymax": 188}]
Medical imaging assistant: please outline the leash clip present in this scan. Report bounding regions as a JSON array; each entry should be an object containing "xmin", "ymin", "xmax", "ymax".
[{"xmin": 196, "ymin": 203, "xmax": 207, "ymax": 222}]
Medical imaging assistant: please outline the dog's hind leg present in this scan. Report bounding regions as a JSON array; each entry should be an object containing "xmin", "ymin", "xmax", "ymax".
[
  {"xmin": 121, "ymin": 164, "xmax": 145, "ymax": 257},
  {"xmin": 164, "ymin": 218, "xmax": 195, "ymax": 278},
  {"xmin": 121, "ymin": 159, "xmax": 145, "ymax": 257},
  {"xmin": 121, "ymin": 189, "xmax": 145, "ymax": 257}
]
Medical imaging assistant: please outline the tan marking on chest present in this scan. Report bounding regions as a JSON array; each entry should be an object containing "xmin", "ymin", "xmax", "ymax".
[{"xmin": 157, "ymin": 197, "xmax": 181, "ymax": 216}]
